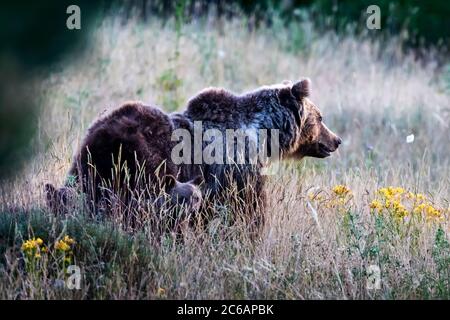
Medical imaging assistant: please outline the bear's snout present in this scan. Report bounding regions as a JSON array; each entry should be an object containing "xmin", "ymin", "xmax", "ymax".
[
  {"xmin": 334, "ymin": 136, "xmax": 342, "ymax": 150},
  {"xmin": 319, "ymin": 123, "xmax": 341, "ymax": 154},
  {"xmin": 325, "ymin": 135, "xmax": 341, "ymax": 153}
]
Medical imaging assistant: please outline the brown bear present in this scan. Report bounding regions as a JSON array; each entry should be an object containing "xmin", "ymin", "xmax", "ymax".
[
  {"xmin": 45, "ymin": 101, "xmax": 202, "ymax": 220},
  {"xmin": 67, "ymin": 101, "xmax": 176, "ymax": 200},
  {"xmin": 47, "ymin": 79, "xmax": 340, "ymax": 237},
  {"xmin": 173, "ymin": 78, "xmax": 341, "ymax": 234}
]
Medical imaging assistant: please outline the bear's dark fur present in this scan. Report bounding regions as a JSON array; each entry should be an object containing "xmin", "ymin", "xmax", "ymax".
[
  {"xmin": 68, "ymin": 101, "xmax": 177, "ymax": 204},
  {"xmin": 175, "ymin": 79, "xmax": 341, "ymax": 233},
  {"xmin": 46, "ymin": 101, "xmax": 203, "ymax": 218}
]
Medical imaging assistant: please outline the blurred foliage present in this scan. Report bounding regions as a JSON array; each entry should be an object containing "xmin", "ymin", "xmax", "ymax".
[
  {"xmin": 156, "ymin": 0, "xmax": 185, "ymax": 112},
  {"xmin": 0, "ymin": 2, "xmax": 101, "ymax": 68},
  {"xmin": 156, "ymin": 68, "xmax": 184, "ymax": 112},
  {"xmin": 308, "ymin": 0, "xmax": 450, "ymax": 49},
  {"xmin": 116, "ymin": 0, "xmax": 449, "ymax": 50},
  {"xmin": 0, "ymin": 1, "xmax": 101, "ymax": 180}
]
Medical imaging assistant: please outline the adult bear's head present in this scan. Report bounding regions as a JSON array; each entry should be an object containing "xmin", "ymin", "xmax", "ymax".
[{"xmin": 284, "ymin": 79, "xmax": 342, "ymax": 159}]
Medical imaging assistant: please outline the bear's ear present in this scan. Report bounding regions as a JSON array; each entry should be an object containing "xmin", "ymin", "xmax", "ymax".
[
  {"xmin": 291, "ymin": 78, "xmax": 311, "ymax": 99},
  {"xmin": 278, "ymin": 86, "xmax": 303, "ymax": 125}
]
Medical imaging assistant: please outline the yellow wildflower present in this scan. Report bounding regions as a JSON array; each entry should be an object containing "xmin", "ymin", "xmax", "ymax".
[
  {"xmin": 393, "ymin": 201, "xmax": 408, "ymax": 218},
  {"xmin": 373, "ymin": 186, "xmax": 445, "ymax": 223},
  {"xmin": 415, "ymin": 193, "xmax": 427, "ymax": 202},
  {"xmin": 333, "ymin": 185, "xmax": 351, "ymax": 196},
  {"xmin": 425, "ymin": 204, "xmax": 441, "ymax": 218},
  {"xmin": 413, "ymin": 203, "xmax": 427, "ymax": 215},
  {"xmin": 63, "ymin": 235, "xmax": 75, "ymax": 245},
  {"xmin": 157, "ymin": 287, "xmax": 166, "ymax": 297},
  {"xmin": 384, "ymin": 199, "xmax": 391, "ymax": 209},
  {"xmin": 55, "ymin": 235, "xmax": 75, "ymax": 252},
  {"xmin": 21, "ymin": 237, "xmax": 47, "ymax": 260},
  {"xmin": 369, "ymin": 200, "xmax": 383, "ymax": 211},
  {"xmin": 378, "ymin": 186, "xmax": 404, "ymax": 199},
  {"xmin": 21, "ymin": 237, "xmax": 44, "ymax": 252},
  {"xmin": 393, "ymin": 187, "xmax": 405, "ymax": 195},
  {"xmin": 378, "ymin": 187, "xmax": 389, "ymax": 197},
  {"xmin": 55, "ymin": 240, "xmax": 70, "ymax": 252}
]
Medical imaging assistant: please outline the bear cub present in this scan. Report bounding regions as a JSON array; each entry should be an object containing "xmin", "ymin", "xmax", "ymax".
[{"xmin": 45, "ymin": 101, "xmax": 202, "ymax": 219}]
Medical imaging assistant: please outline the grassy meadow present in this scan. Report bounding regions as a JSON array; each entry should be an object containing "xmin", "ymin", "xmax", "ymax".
[{"xmin": 0, "ymin": 13, "xmax": 449, "ymax": 299}]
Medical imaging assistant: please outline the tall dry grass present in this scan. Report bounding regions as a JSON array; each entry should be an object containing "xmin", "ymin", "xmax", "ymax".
[{"xmin": 0, "ymin": 14, "xmax": 449, "ymax": 299}]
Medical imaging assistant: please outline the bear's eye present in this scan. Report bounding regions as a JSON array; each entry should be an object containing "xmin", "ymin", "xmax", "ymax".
[{"xmin": 318, "ymin": 115, "xmax": 323, "ymax": 122}]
